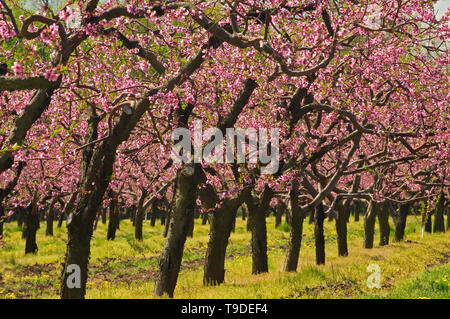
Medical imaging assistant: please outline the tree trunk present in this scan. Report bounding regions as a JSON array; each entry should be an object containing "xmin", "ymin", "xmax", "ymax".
[
  {"xmin": 433, "ymin": 193, "xmax": 445, "ymax": 233},
  {"xmin": 57, "ymin": 211, "xmax": 65, "ymax": 228},
  {"xmin": 364, "ymin": 200, "xmax": 378, "ymax": 249},
  {"xmin": 328, "ymin": 210, "xmax": 334, "ymax": 222},
  {"xmin": 107, "ymin": 197, "xmax": 119, "ymax": 240},
  {"xmin": 393, "ymin": 203, "xmax": 409, "ymax": 242},
  {"xmin": 201, "ymin": 211, "xmax": 209, "ymax": 225},
  {"xmin": 0, "ymin": 204, "xmax": 4, "ymax": 238},
  {"xmin": 246, "ymin": 186, "xmax": 273, "ymax": 274},
  {"xmin": 134, "ymin": 190, "xmax": 148, "ymax": 241},
  {"xmin": 60, "ymin": 212, "xmax": 94, "ymax": 299},
  {"xmin": 154, "ymin": 164, "xmax": 200, "ymax": 298},
  {"xmin": 378, "ymin": 201, "xmax": 390, "ymax": 246},
  {"xmin": 150, "ymin": 201, "xmax": 158, "ymax": 227},
  {"xmin": 308, "ymin": 208, "xmax": 314, "ymax": 224},
  {"xmin": 284, "ymin": 180, "xmax": 305, "ymax": 271},
  {"xmin": 24, "ymin": 203, "xmax": 39, "ymax": 254},
  {"xmin": 446, "ymin": 205, "xmax": 450, "ymax": 231},
  {"xmin": 203, "ymin": 207, "xmax": 236, "ymax": 285},
  {"xmin": 46, "ymin": 208, "xmax": 54, "ymax": 236},
  {"xmin": 230, "ymin": 213, "xmax": 236, "ymax": 233},
  {"xmin": 425, "ymin": 211, "xmax": 432, "ymax": 233},
  {"xmin": 160, "ymin": 209, "xmax": 166, "ymax": 226},
  {"xmin": 314, "ymin": 202, "xmax": 326, "ymax": 265},
  {"xmin": 17, "ymin": 206, "xmax": 24, "ymax": 228},
  {"xmin": 275, "ymin": 201, "xmax": 284, "ymax": 228},
  {"xmin": 354, "ymin": 201, "xmax": 360, "ymax": 222},
  {"xmin": 129, "ymin": 205, "xmax": 135, "ymax": 225},
  {"xmin": 101, "ymin": 207, "xmax": 107, "ymax": 224},
  {"xmin": 335, "ymin": 203, "xmax": 349, "ymax": 256},
  {"xmin": 203, "ymin": 188, "xmax": 250, "ymax": 285},
  {"xmin": 241, "ymin": 203, "xmax": 247, "ymax": 221}
]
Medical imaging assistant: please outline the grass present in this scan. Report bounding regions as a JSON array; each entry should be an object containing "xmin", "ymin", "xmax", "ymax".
[{"xmin": 0, "ymin": 213, "xmax": 449, "ymax": 299}]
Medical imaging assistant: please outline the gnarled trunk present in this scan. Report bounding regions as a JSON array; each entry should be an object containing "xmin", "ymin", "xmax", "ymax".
[
  {"xmin": 446, "ymin": 205, "xmax": 450, "ymax": 231},
  {"xmin": 308, "ymin": 208, "xmax": 314, "ymax": 224},
  {"xmin": 134, "ymin": 190, "xmax": 148, "ymax": 240},
  {"xmin": 364, "ymin": 200, "xmax": 378, "ymax": 249},
  {"xmin": 150, "ymin": 201, "xmax": 158, "ymax": 227},
  {"xmin": 335, "ymin": 202, "xmax": 349, "ymax": 256},
  {"xmin": 0, "ymin": 205, "xmax": 4, "ymax": 238},
  {"xmin": 378, "ymin": 201, "xmax": 390, "ymax": 246},
  {"xmin": 354, "ymin": 202, "xmax": 360, "ymax": 222},
  {"xmin": 314, "ymin": 202, "xmax": 325, "ymax": 265},
  {"xmin": 203, "ymin": 208, "xmax": 235, "ymax": 285},
  {"xmin": 393, "ymin": 203, "xmax": 409, "ymax": 242},
  {"xmin": 24, "ymin": 203, "xmax": 39, "ymax": 254},
  {"xmin": 17, "ymin": 206, "xmax": 25, "ymax": 228},
  {"xmin": 46, "ymin": 208, "xmax": 54, "ymax": 236},
  {"xmin": 154, "ymin": 164, "xmax": 200, "ymax": 298},
  {"xmin": 60, "ymin": 212, "xmax": 94, "ymax": 299},
  {"xmin": 433, "ymin": 193, "xmax": 445, "ymax": 233},
  {"xmin": 424, "ymin": 211, "xmax": 432, "ymax": 233},
  {"xmin": 246, "ymin": 185, "xmax": 273, "ymax": 274},
  {"xmin": 203, "ymin": 188, "xmax": 250, "ymax": 285},
  {"xmin": 275, "ymin": 201, "xmax": 285, "ymax": 229},
  {"xmin": 107, "ymin": 197, "xmax": 119, "ymax": 240},
  {"xmin": 284, "ymin": 180, "xmax": 305, "ymax": 271}
]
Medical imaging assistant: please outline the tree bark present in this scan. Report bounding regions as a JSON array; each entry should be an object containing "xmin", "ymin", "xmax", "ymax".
[
  {"xmin": 364, "ymin": 200, "xmax": 378, "ymax": 249},
  {"xmin": 446, "ymin": 205, "xmax": 450, "ymax": 231},
  {"xmin": 308, "ymin": 208, "xmax": 314, "ymax": 224},
  {"xmin": 275, "ymin": 201, "xmax": 284, "ymax": 228},
  {"xmin": 46, "ymin": 208, "xmax": 55, "ymax": 236},
  {"xmin": 245, "ymin": 185, "xmax": 273, "ymax": 274},
  {"xmin": 433, "ymin": 193, "xmax": 445, "ymax": 233},
  {"xmin": 378, "ymin": 201, "xmax": 390, "ymax": 246},
  {"xmin": 101, "ymin": 207, "xmax": 107, "ymax": 224},
  {"xmin": 354, "ymin": 201, "xmax": 360, "ymax": 222},
  {"xmin": 60, "ymin": 212, "xmax": 94, "ymax": 299},
  {"xmin": 203, "ymin": 188, "xmax": 249, "ymax": 285},
  {"xmin": 150, "ymin": 201, "xmax": 158, "ymax": 227},
  {"xmin": 425, "ymin": 211, "xmax": 432, "ymax": 233},
  {"xmin": 284, "ymin": 180, "xmax": 305, "ymax": 271},
  {"xmin": 107, "ymin": 196, "xmax": 119, "ymax": 240},
  {"xmin": 393, "ymin": 203, "xmax": 409, "ymax": 242},
  {"xmin": 335, "ymin": 202, "xmax": 349, "ymax": 256},
  {"xmin": 314, "ymin": 202, "xmax": 326, "ymax": 265},
  {"xmin": 17, "ymin": 206, "xmax": 24, "ymax": 228},
  {"xmin": 24, "ymin": 202, "xmax": 39, "ymax": 254},
  {"xmin": 45, "ymin": 198, "xmax": 58, "ymax": 236},
  {"xmin": 154, "ymin": 164, "xmax": 200, "ymax": 298},
  {"xmin": 0, "ymin": 204, "xmax": 4, "ymax": 238},
  {"xmin": 134, "ymin": 189, "xmax": 148, "ymax": 240},
  {"xmin": 241, "ymin": 203, "xmax": 247, "ymax": 221},
  {"xmin": 201, "ymin": 211, "xmax": 209, "ymax": 225}
]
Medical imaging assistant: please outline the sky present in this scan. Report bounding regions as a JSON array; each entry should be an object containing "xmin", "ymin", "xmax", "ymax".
[{"xmin": 435, "ymin": 0, "xmax": 450, "ymax": 19}]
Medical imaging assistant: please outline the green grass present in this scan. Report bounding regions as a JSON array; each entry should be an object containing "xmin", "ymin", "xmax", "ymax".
[
  {"xmin": 360, "ymin": 263, "xmax": 450, "ymax": 299},
  {"xmin": 0, "ymin": 214, "xmax": 449, "ymax": 299}
]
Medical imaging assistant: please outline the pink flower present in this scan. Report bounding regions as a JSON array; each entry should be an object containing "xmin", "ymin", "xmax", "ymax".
[
  {"xmin": 49, "ymin": 24, "xmax": 59, "ymax": 40},
  {"xmin": 11, "ymin": 62, "xmax": 25, "ymax": 78},
  {"xmin": 44, "ymin": 68, "xmax": 59, "ymax": 82}
]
